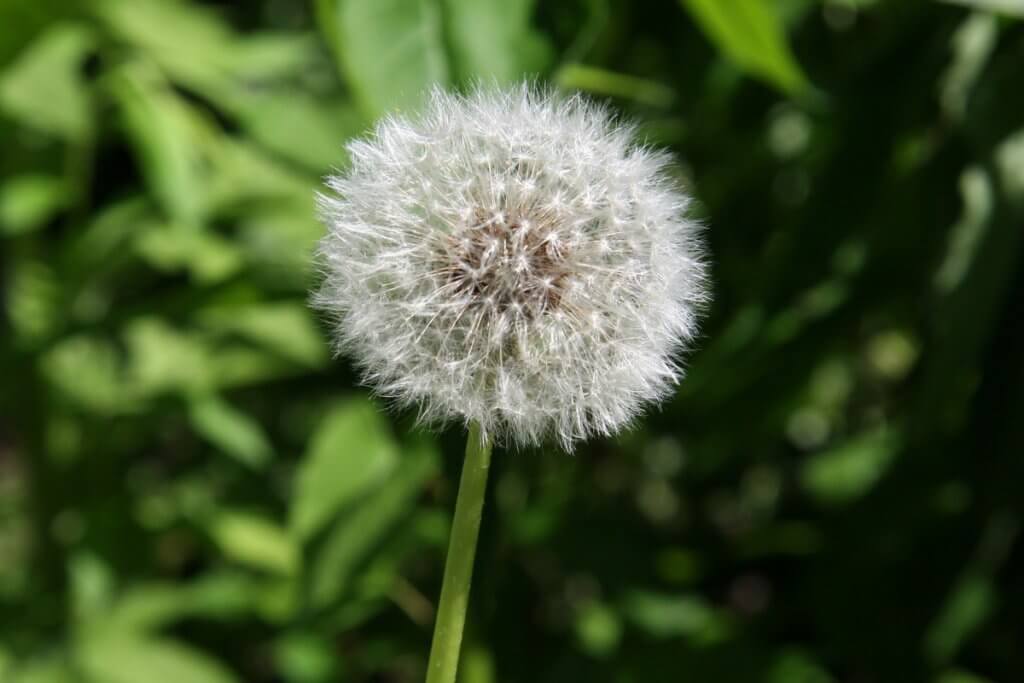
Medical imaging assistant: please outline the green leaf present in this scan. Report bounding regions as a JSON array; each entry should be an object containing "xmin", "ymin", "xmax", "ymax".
[
  {"xmin": 307, "ymin": 439, "xmax": 437, "ymax": 607},
  {"xmin": 198, "ymin": 302, "xmax": 329, "ymax": 369},
  {"xmin": 556, "ymin": 65, "xmax": 675, "ymax": 107},
  {"xmin": 78, "ymin": 634, "xmax": 239, "ymax": 683},
  {"xmin": 0, "ymin": 175, "xmax": 67, "ymax": 236},
  {"xmin": 217, "ymin": 90, "xmax": 362, "ymax": 172},
  {"xmin": 290, "ymin": 399, "xmax": 401, "ymax": 540},
  {"xmin": 95, "ymin": 0, "xmax": 316, "ymax": 93},
  {"xmin": 6, "ymin": 260, "xmax": 61, "ymax": 346},
  {"xmin": 924, "ymin": 573, "xmax": 996, "ymax": 664},
  {"xmin": 324, "ymin": 0, "xmax": 449, "ymax": 119},
  {"xmin": 621, "ymin": 591, "xmax": 726, "ymax": 639},
  {"xmin": 443, "ymin": 0, "xmax": 552, "ymax": 82},
  {"xmin": 98, "ymin": 573, "xmax": 261, "ymax": 634},
  {"xmin": 107, "ymin": 63, "xmax": 208, "ymax": 225},
  {"xmin": 135, "ymin": 222, "xmax": 244, "ymax": 284},
  {"xmin": 940, "ymin": 0, "xmax": 1024, "ymax": 18},
  {"xmin": 767, "ymin": 649, "xmax": 834, "ymax": 683},
  {"xmin": 679, "ymin": 0, "xmax": 808, "ymax": 94},
  {"xmin": 188, "ymin": 394, "xmax": 273, "ymax": 468},
  {"xmin": 0, "ymin": 24, "xmax": 93, "ymax": 141},
  {"xmin": 125, "ymin": 318, "xmax": 215, "ymax": 397},
  {"xmin": 41, "ymin": 335, "xmax": 128, "ymax": 414},
  {"xmin": 574, "ymin": 601, "xmax": 622, "ymax": 657},
  {"xmin": 800, "ymin": 429, "xmax": 899, "ymax": 505},
  {"xmin": 6, "ymin": 659, "xmax": 78, "ymax": 683},
  {"xmin": 208, "ymin": 510, "xmax": 299, "ymax": 576}
]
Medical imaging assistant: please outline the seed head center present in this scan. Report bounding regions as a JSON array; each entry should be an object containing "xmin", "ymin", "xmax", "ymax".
[{"xmin": 443, "ymin": 208, "xmax": 571, "ymax": 315}]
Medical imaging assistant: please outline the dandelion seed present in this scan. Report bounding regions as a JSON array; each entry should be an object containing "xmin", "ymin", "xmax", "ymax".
[{"xmin": 314, "ymin": 84, "xmax": 709, "ymax": 450}]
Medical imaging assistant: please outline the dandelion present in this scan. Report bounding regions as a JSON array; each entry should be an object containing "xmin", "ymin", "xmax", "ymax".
[{"xmin": 314, "ymin": 84, "xmax": 708, "ymax": 682}]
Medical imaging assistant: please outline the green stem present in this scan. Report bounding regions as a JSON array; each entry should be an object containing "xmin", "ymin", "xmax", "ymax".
[{"xmin": 426, "ymin": 422, "xmax": 493, "ymax": 683}]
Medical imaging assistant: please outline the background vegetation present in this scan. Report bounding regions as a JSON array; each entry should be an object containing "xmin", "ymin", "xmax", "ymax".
[{"xmin": 2, "ymin": 0, "xmax": 1023, "ymax": 681}]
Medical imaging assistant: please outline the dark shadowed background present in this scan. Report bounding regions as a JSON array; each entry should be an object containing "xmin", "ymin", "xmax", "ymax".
[{"xmin": 2, "ymin": 0, "xmax": 1023, "ymax": 681}]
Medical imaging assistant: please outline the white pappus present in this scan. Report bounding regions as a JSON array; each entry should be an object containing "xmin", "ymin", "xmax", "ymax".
[{"xmin": 314, "ymin": 84, "xmax": 709, "ymax": 450}]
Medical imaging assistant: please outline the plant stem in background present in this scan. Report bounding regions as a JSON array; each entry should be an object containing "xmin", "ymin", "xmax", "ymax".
[{"xmin": 426, "ymin": 422, "xmax": 493, "ymax": 683}]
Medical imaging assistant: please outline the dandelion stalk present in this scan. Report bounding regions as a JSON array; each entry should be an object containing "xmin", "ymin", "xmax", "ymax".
[{"xmin": 426, "ymin": 422, "xmax": 492, "ymax": 683}]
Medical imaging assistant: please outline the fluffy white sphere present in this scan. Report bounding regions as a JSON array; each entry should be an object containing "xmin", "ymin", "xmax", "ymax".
[{"xmin": 315, "ymin": 85, "xmax": 708, "ymax": 449}]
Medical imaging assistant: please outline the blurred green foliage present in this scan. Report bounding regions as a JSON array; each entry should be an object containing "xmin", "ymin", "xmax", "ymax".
[{"xmin": 1, "ymin": 0, "xmax": 1023, "ymax": 681}]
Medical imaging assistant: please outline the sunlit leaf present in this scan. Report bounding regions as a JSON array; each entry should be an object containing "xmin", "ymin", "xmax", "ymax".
[
  {"xmin": 322, "ymin": 0, "xmax": 449, "ymax": 119},
  {"xmin": 940, "ymin": 0, "xmax": 1024, "ymax": 18},
  {"xmin": 188, "ymin": 394, "xmax": 273, "ymax": 468},
  {"xmin": 208, "ymin": 510, "xmax": 298, "ymax": 576},
  {"xmin": 800, "ymin": 429, "xmax": 899, "ymax": 505},
  {"xmin": 575, "ymin": 601, "xmax": 622, "ymax": 657},
  {"xmin": 290, "ymin": 399, "xmax": 401, "ymax": 540},
  {"xmin": 41, "ymin": 335, "xmax": 128, "ymax": 413},
  {"xmin": 443, "ymin": 0, "xmax": 552, "ymax": 82},
  {"xmin": 0, "ymin": 175, "xmax": 67, "ymax": 236},
  {"xmin": 924, "ymin": 573, "xmax": 996, "ymax": 664},
  {"xmin": 767, "ymin": 649, "xmax": 834, "ymax": 683},
  {"xmin": 124, "ymin": 318, "xmax": 215, "ymax": 396},
  {"xmin": 621, "ymin": 590, "xmax": 728, "ymax": 640},
  {"xmin": 78, "ymin": 634, "xmax": 238, "ymax": 683},
  {"xmin": 557, "ymin": 65, "xmax": 675, "ymax": 107},
  {"xmin": 679, "ymin": 0, "xmax": 808, "ymax": 93},
  {"xmin": 307, "ymin": 439, "xmax": 437, "ymax": 607},
  {"xmin": 135, "ymin": 222, "xmax": 244, "ymax": 284},
  {"xmin": 197, "ymin": 302, "xmax": 329, "ymax": 369},
  {"xmin": 107, "ymin": 63, "xmax": 208, "ymax": 225},
  {"xmin": 0, "ymin": 24, "xmax": 93, "ymax": 141}
]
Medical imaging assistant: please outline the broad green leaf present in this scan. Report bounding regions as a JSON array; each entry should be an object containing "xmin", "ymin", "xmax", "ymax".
[
  {"xmin": 0, "ymin": 24, "xmax": 93, "ymax": 141},
  {"xmin": 95, "ymin": 0, "xmax": 315, "ymax": 93},
  {"xmin": 996, "ymin": 128, "xmax": 1024, "ymax": 208},
  {"xmin": 0, "ymin": 175, "xmax": 67, "ymax": 236},
  {"xmin": 307, "ymin": 440, "xmax": 437, "ymax": 607},
  {"xmin": 934, "ymin": 167, "xmax": 993, "ymax": 293},
  {"xmin": 679, "ymin": 0, "xmax": 808, "ymax": 94},
  {"xmin": 940, "ymin": 13, "xmax": 998, "ymax": 121},
  {"xmin": 6, "ymin": 260, "xmax": 60, "ymax": 345},
  {"xmin": 98, "ymin": 573, "xmax": 260, "ymax": 633},
  {"xmin": 215, "ymin": 90, "xmax": 362, "ymax": 172},
  {"xmin": 41, "ymin": 335, "xmax": 127, "ymax": 414},
  {"xmin": 62, "ymin": 198, "xmax": 150, "ymax": 277},
  {"xmin": 274, "ymin": 633, "xmax": 336, "ymax": 683},
  {"xmin": 325, "ymin": 0, "xmax": 449, "ymax": 119},
  {"xmin": 800, "ymin": 429, "xmax": 899, "ymax": 504},
  {"xmin": 574, "ymin": 601, "xmax": 622, "ymax": 657},
  {"xmin": 69, "ymin": 553, "xmax": 115, "ymax": 625},
  {"xmin": 93, "ymin": 0, "xmax": 235, "ymax": 92},
  {"xmin": 125, "ymin": 318, "xmax": 215, "ymax": 396},
  {"xmin": 6, "ymin": 659, "xmax": 77, "ymax": 683},
  {"xmin": 188, "ymin": 394, "xmax": 273, "ymax": 468},
  {"xmin": 443, "ymin": 0, "xmax": 552, "ymax": 82},
  {"xmin": 107, "ymin": 63, "xmax": 208, "ymax": 225},
  {"xmin": 208, "ymin": 511, "xmax": 298, "ymax": 576},
  {"xmin": 557, "ymin": 65, "xmax": 675, "ymax": 107},
  {"xmin": 940, "ymin": 0, "xmax": 1024, "ymax": 18},
  {"xmin": 205, "ymin": 139, "xmax": 314, "ymax": 214},
  {"xmin": 198, "ymin": 302, "xmax": 329, "ymax": 369},
  {"xmin": 236, "ymin": 204, "xmax": 324, "ymax": 288},
  {"xmin": 291, "ymin": 399, "xmax": 400, "ymax": 540},
  {"xmin": 135, "ymin": 222, "xmax": 244, "ymax": 284},
  {"xmin": 621, "ymin": 591, "xmax": 726, "ymax": 639},
  {"xmin": 78, "ymin": 634, "xmax": 238, "ymax": 683},
  {"xmin": 767, "ymin": 650, "xmax": 834, "ymax": 683},
  {"xmin": 924, "ymin": 573, "xmax": 996, "ymax": 664}
]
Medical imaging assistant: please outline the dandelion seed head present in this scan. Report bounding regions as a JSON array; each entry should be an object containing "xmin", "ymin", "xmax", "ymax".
[{"xmin": 315, "ymin": 84, "xmax": 709, "ymax": 449}]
